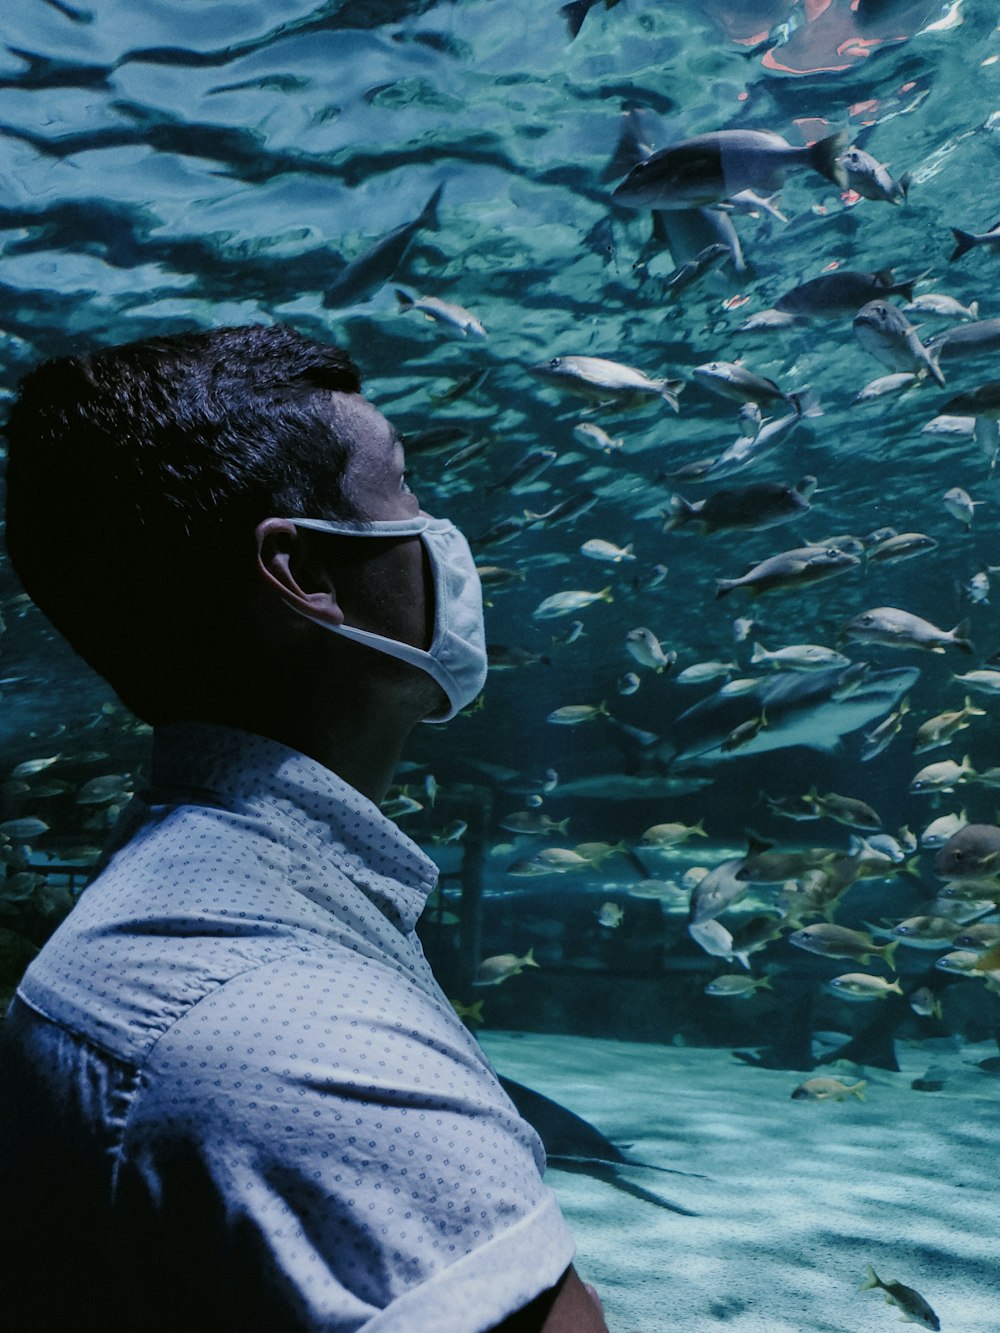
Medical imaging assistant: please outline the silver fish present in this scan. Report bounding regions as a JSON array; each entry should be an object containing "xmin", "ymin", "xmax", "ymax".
[
  {"xmin": 839, "ymin": 145, "xmax": 909, "ymax": 204},
  {"xmin": 853, "ymin": 301, "xmax": 945, "ymax": 386},
  {"xmin": 325, "ymin": 185, "xmax": 442, "ymax": 306}
]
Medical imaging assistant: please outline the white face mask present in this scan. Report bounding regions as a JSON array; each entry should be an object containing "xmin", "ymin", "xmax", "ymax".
[{"xmin": 284, "ymin": 513, "xmax": 487, "ymax": 723}]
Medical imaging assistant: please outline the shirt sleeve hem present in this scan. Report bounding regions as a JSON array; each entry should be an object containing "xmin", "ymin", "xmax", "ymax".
[{"xmin": 363, "ymin": 1188, "xmax": 576, "ymax": 1333}]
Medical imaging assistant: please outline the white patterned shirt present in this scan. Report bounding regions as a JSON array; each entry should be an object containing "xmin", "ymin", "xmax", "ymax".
[{"xmin": 0, "ymin": 722, "xmax": 574, "ymax": 1331}]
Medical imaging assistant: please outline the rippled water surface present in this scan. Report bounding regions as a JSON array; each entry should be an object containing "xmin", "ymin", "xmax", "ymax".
[{"xmin": 2, "ymin": 3, "xmax": 1000, "ymax": 1324}]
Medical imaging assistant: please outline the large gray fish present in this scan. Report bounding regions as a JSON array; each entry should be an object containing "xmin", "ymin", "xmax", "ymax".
[
  {"xmin": 665, "ymin": 477, "xmax": 815, "ymax": 534},
  {"xmin": 325, "ymin": 184, "xmax": 443, "ymax": 307},
  {"xmin": 670, "ymin": 663, "xmax": 920, "ymax": 763},
  {"xmin": 771, "ymin": 268, "xmax": 915, "ymax": 318},
  {"xmin": 925, "ymin": 319, "xmax": 1000, "ymax": 363},
  {"xmin": 941, "ymin": 382, "xmax": 1000, "ymax": 419},
  {"xmin": 715, "ymin": 544, "xmax": 859, "ymax": 599},
  {"xmin": 692, "ymin": 361, "xmax": 813, "ymax": 411},
  {"xmin": 839, "ymin": 606, "xmax": 973, "ymax": 655},
  {"xmin": 853, "ymin": 300, "xmax": 945, "ymax": 386},
  {"xmin": 612, "ymin": 129, "xmax": 847, "ymax": 209}
]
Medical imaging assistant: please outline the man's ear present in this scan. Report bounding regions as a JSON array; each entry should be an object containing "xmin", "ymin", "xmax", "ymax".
[{"xmin": 254, "ymin": 518, "xmax": 345, "ymax": 626}]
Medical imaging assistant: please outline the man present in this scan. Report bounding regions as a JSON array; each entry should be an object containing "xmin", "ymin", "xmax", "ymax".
[{"xmin": 0, "ymin": 325, "xmax": 609, "ymax": 1331}]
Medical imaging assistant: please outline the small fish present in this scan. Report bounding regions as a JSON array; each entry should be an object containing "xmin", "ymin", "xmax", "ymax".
[
  {"xmin": 611, "ymin": 128, "xmax": 847, "ymax": 210},
  {"xmin": 575, "ymin": 841, "xmax": 627, "ymax": 868},
  {"xmin": 859, "ymin": 1265, "xmax": 939, "ymax": 1330},
  {"xmin": 532, "ymin": 587, "xmax": 613, "ymax": 619},
  {"xmin": 910, "ymin": 755, "xmax": 976, "ymax": 795},
  {"xmin": 573, "ymin": 422, "xmax": 624, "ymax": 453},
  {"xmin": 890, "ymin": 916, "xmax": 961, "ymax": 949},
  {"xmin": 853, "ymin": 371, "xmax": 920, "ymax": 402},
  {"xmin": 925, "ymin": 317, "xmax": 1000, "ymax": 364},
  {"xmin": 546, "ymin": 702, "xmax": 609, "ymax": 725},
  {"xmin": 908, "ymin": 987, "xmax": 943, "ymax": 1020},
  {"xmin": 840, "ymin": 606, "xmax": 972, "ymax": 655},
  {"xmin": 487, "ymin": 645, "xmax": 549, "ymax": 671},
  {"xmin": 827, "ymin": 973, "xmax": 903, "ymax": 1001},
  {"xmin": 0, "ymin": 817, "xmax": 50, "ymax": 840},
  {"xmin": 433, "ymin": 820, "xmax": 468, "ymax": 845},
  {"xmin": 904, "ymin": 293, "xmax": 979, "ymax": 321},
  {"xmin": 474, "ymin": 516, "xmax": 526, "ymax": 548},
  {"xmin": 499, "ymin": 811, "xmax": 570, "ymax": 836},
  {"xmin": 551, "ymin": 621, "xmax": 586, "ymax": 650},
  {"xmin": 704, "ymin": 973, "xmax": 771, "ymax": 998},
  {"xmin": 532, "ymin": 847, "xmax": 592, "ymax": 871},
  {"xmin": 853, "ymin": 301, "xmax": 945, "ymax": 387},
  {"xmin": 689, "ymin": 858, "xmax": 749, "ymax": 923},
  {"xmin": 966, "ymin": 570, "xmax": 990, "ymax": 604},
  {"xmin": 675, "ymin": 660, "xmax": 739, "ymax": 685},
  {"xmin": 381, "ymin": 794, "xmax": 424, "ymax": 819},
  {"xmin": 737, "ymin": 402, "xmax": 762, "ymax": 438},
  {"xmin": 920, "ymin": 811, "xmax": 968, "ymax": 849},
  {"xmin": 633, "ymin": 564, "xmax": 668, "ymax": 591},
  {"xmin": 661, "ymin": 242, "xmax": 730, "ymax": 300},
  {"xmin": 531, "ymin": 356, "xmax": 682, "ymax": 410},
  {"xmin": 640, "ymin": 819, "xmax": 707, "ymax": 848},
  {"xmin": 490, "ymin": 448, "xmax": 557, "ymax": 494},
  {"xmin": 942, "ymin": 485, "xmax": 979, "ymax": 527},
  {"xmin": 792, "ymin": 1077, "xmax": 866, "ymax": 1102},
  {"xmin": 788, "ymin": 923, "xmax": 897, "ymax": 968},
  {"xmin": 473, "ymin": 949, "xmax": 539, "ymax": 986},
  {"xmin": 688, "ymin": 918, "xmax": 751, "ymax": 970},
  {"xmin": 524, "ymin": 493, "xmax": 599, "ymax": 527},
  {"xmin": 750, "ymin": 643, "xmax": 850, "ymax": 672},
  {"xmin": 692, "ymin": 361, "xmax": 807, "ymax": 410},
  {"xmin": 580, "ymin": 538, "xmax": 635, "ymax": 563},
  {"xmin": 394, "ymin": 288, "xmax": 486, "ymax": 339},
  {"xmin": 805, "ymin": 790, "xmax": 882, "ymax": 832},
  {"xmin": 617, "ymin": 672, "xmax": 641, "ymax": 695},
  {"xmin": 76, "ymin": 773, "xmax": 132, "ymax": 805},
  {"xmin": 596, "ymin": 901, "xmax": 624, "ymax": 929},
  {"xmin": 449, "ymin": 998, "xmax": 485, "ymax": 1026},
  {"xmin": 721, "ymin": 711, "xmax": 768, "ymax": 752},
  {"xmin": 625, "ymin": 627, "xmax": 674, "ymax": 672},
  {"xmin": 914, "ymin": 698, "xmax": 985, "ymax": 753},
  {"xmin": 9, "ymin": 756, "xmax": 61, "ymax": 779},
  {"xmin": 716, "ymin": 545, "xmax": 859, "ymax": 599},
  {"xmin": 866, "ymin": 532, "xmax": 938, "ymax": 564},
  {"xmin": 475, "ymin": 565, "xmax": 526, "ymax": 589},
  {"xmin": 838, "ymin": 145, "xmax": 909, "ymax": 205},
  {"xmin": 952, "ymin": 668, "xmax": 1000, "ymax": 695}
]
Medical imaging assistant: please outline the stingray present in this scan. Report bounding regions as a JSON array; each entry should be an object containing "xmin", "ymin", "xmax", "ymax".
[{"xmin": 497, "ymin": 1075, "xmax": 702, "ymax": 1216}]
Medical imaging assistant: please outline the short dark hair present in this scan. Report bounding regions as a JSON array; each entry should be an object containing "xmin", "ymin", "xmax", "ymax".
[{"xmin": 3, "ymin": 323, "xmax": 363, "ymax": 721}]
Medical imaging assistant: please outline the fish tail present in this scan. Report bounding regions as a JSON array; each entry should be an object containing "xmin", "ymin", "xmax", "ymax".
[
  {"xmin": 851, "ymin": 1081, "xmax": 867, "ymax": 1101},
  {"xmin": 665, "ymin": 495, "xmax": 696, "ymax": 530},
  {"xmin": 419, "ymin": 183, "xmax": 444, "ymax": 231},
  {"xmin": 809, "ymin": 130, "xmax": 848, "ymax": 189},
  {"xmin": 881, "ymin": 939, "xmax": 899, "ymax": 972},
  {"xmin": 895, "ymin": 278, "xmax": 916, "ymax": 304},
  {"xmin": 860, "ymin": 1265, "xmax": 881, "ymax": 1292},
  {"xmin": 949, "ymin": 227, "xmax": 977, "ymax": 262},
  {"xmin": 599, "ymin": 586, "xmax": 614, "ymax": 603},
  {"xmin": 714, "ymin": 580, "xmax": 735, "ymax": 600},
  {"xmin": 394, "ymin": 287, "xmax": 416, "ymax": 310},
  {"xmin": 788, "ymin": 387, "xmax": 822, "ymax": 418},
  {"xmin": 523, "ymin": 947, "xmax": 539, "ymax": 968},
  {"xmin": 951, "ymin": 621, "xmax": 974, "ymax": 654},
  {"xmin": 749, "ymin": 641, "xmax": 768, "ymax": 665},
  {"xmin": 969, "ymin": 300, "xmax": 980, "ymax": 319},
  {"xmin": 560, "ymin": 0, "xmax": 592, "ymax": 38},
  {"xmin": 897, "ymin": 172, "xmax": 911, "ymax": 202}
]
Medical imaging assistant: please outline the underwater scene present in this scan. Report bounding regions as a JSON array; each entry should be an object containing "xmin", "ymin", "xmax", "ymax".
[{"xmin": 2, "ymin": 1, "xmax": 1000, "ymax": 1328}]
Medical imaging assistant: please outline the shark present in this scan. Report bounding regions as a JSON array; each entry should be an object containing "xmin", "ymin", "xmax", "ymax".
[{"xmin": 669, "ymin": 662, "xmax": 919, "ymax": 764}]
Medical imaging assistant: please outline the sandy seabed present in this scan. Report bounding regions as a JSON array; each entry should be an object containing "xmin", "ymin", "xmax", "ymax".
[{"xmin": 480, "ymin": 1031, "xmax": 999, "ymax": 1333}]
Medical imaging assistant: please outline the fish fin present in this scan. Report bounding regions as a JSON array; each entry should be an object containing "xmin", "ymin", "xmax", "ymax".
[
  {"xmin": 744, "ymin": 829, "xmax": 773, "ymax": 855},
  {"xmin": 851, "ymin": 1081, "xmax": 866, "ymax": 1102},
  {"xmin": 665, "ymin": 495, "xmax": 696, "ymax": 530},
  {"xmin": 969, "ymin": 300, "xmax": 980, "ymax": 319},
  {"xmin": 949, "ymin": 227, "xmax": 979, "ymax": 262},
  {"xmin": 897, "ymin": 172, "xmax": 910, "ymax": 202},
  {"xmin": 394, "ymin": 288, "xmax": 416, "ymax": 310},
  {"xmin": 860, "ymin": 1265, "xmax": 881, "ymax": 1292},
  {"xmin": 714, "ymin": 580, "xmax": 735, "ymax": 600},
  {"xmin": 418, "ymin": 184, "xmax": 444, "ymax": 232},
  {"xmin": 925, "ymin": 342, "xmax": 946, "ymax": 388},
  {"xmin": 809, "ymin": 130, "xmax": 848, "ymax": 189},
  {"xmin": 950, "ymin": 621, "xmax": 973, "ymax": 654},
  {"xmin": 749, "ymin": 641, "xmax": 768, "ymax": 665},
  {"xmin": 560, "ymin": 0, "xmax": 592, "ymax": 39}
]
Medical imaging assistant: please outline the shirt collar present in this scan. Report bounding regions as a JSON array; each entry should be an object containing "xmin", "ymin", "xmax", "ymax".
[{"xmin": 148, "ymin": 722, "xmax": 439, "ymax": 932}]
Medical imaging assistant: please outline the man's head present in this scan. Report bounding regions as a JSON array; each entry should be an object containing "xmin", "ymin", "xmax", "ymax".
[{"xmin": 3, "ymin": 323, "xmax": 445, "ymax": 727}]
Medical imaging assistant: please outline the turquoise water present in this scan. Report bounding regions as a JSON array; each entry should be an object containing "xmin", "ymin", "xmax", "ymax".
[{"xmin": 2, "ymin": 2, "xmax": 1000, "ymax": 1325}]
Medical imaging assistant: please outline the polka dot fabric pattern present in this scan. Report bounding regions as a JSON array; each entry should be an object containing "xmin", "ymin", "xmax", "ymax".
[{"xmin": 0, "ymin": 723, "xmax": 574, "ymax": 1331}]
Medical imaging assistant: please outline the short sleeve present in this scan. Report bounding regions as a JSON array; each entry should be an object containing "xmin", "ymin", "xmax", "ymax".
[{"xmin": 112, "ymin": 950, "xmax": 576, "ymax": 1332}]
